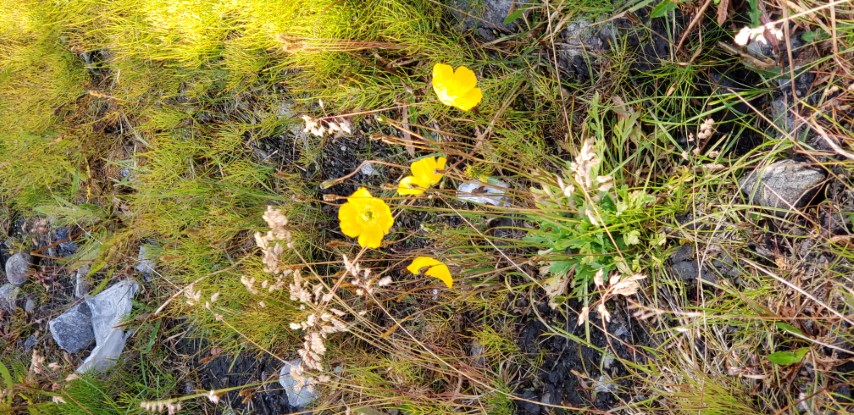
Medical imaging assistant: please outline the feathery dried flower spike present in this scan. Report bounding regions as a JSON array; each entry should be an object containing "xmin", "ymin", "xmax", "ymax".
[
  {"xmin": 398, "ymin": 155, "xmax": 447, "ymax": 195},
  {"xmin": 432, "ymin": 63, "xmax": 482, "ymax": 111},
  {"xmin": 338, "ymin": 187, "xmax": 394, "ymax": 248},
  {"xmin": 407, "ymin": 256, "xmax": 453, "ymax": 288}
]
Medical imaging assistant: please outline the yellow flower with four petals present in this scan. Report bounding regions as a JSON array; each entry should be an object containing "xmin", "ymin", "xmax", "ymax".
[
  {"xmin": 338, "ymin": 187, "xmax": 394, "ymax": 249},
  {"xmin": 407, "ymin": 256, "xmax": 453, "ymax": 288},
  {"xmin": 397, "ymin": 155, "xmax": 447, "ymax": 195},
  {"xmin": 432, "ymin": 63, "xmax": 482, "ymax": 111}
]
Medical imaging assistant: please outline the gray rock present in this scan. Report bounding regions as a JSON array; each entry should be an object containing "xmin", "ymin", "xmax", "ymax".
[
  {"xmin": 470, "ymin": 341, "xmax": 487, "ymax": 366},
  {"xmin": 0, "ymin": 283, "xmax": 20, "ymax": 312},
  {"xmin": 49, "ymin": 303, "xmax": 95, "ymax": 353},
  {"xmin": 359, "ymin": 162, "xmax": 379, "ymax": 176},
  {"xmin": 770, "ymin": 97, "xmax": 794, "ymax": 138},
  {"xmin": 24, "ymin": 297, "xmax": 36, "ymax": 314},
  {"xmin": 279, "ymin": 359, "xmax": 319, "ymax": 408},
  {"xmin": 602, "ymin": 353, "xmax": 615, "ymax": 370},
  {"xmin": 556, "ymin": 19, "xmax": 614, "ymax": 81},
  {"xmin": 593, "ymin": 374, "xmax": 617, "ymax": 393},
  {"xmin": 23, "ymin": 334, "xmax": 37, "ymax": 351},
  {"xmin": 75, "ymin": 265, "xmax": 92, "ymax": 298},
  {"xmin": 745, "ymin": 38, "xmax": 775, "ymax": 63},
  {"xmin": 769, "ymin": 95, "xmax": 809, "ymax": 142},
  {"xmin": 740, "ymin": 160, "xmax": 825, "ymax": 215},
  {"xmin": 53, "ymin": 227, "xmax": 77, "ymax": 257},
  {"xmin": 86, "ymin": 280, "xmax": 138, "ymax": 341},
  {"xmin": 135, "ymin": 245, "xmax": 156, "ymax": 278},
  {"xmin": 5, "ymin": 252, "xmax": 32, "ymax": 285},
  {"xmin": 453, "ymin": 0, "xmax": 517, "ymax": 41},
  {"xmin": 668, "ymin": 244, "xmax": 718, "ymax": 284}
]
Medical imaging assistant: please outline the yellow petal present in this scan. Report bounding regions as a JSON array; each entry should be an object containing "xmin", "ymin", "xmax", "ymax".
[
  {"xmin": 433, "ymin": 81, "xmax": 455, "ymax": 107},
  {"xmin": 435, "ymin": 156, "xmax": 447, "ymax": 172},
  {"xmin": 407, "ymin": 256, "xmax": 453, "ymax": 288},
  {"xmin": 410, "ymin": 157, "xmax": 433, "ymax": 179},
  {"xmin": 358, "ymin": 227, "xmax": 384, "ymax": 249},
  {"xmin": 371, "ymin": 198, "xmax": 394, "ymax": 230},
  {"xmin": 432, "ymin": 64, "xmax": 458, "ymax": 108},
  {"xmin": 411, "ymin": 158, "xmax": 437, "ymax": 186},
  {"xmin": 428, "ymin": 156, "xmax": 447, "ymax": 185},
  {"xmin": 337, "ymin": 202, "xmax": 361, "ymax": 237},
  {"xmin": 348, "ymin": 187, "xmax": 373, "ymax": 202},
  {"xmin": 452, "ymin": 65, "xmax": 478, "ymax": 92},
  {"xmin": 452, "ymin": 87, "xmax": 482, "ymax": 111},
  {"xmin": 407, "ymin": 256, "xmax": 442, "ymax": 274},
  {"xmin": 432, "ymin": 63, "xmax": 454, "ymax": 85},
  {"xmin": 397, "ymin": 175, "xmax": 425, "ymax": 195},
  {"xmin": 425, "ymin": 264, "xmax": 453, "ymax": 288},
  {"xmin": 411, "ymin": 156, "xmax": 446, "ymax": 188}
]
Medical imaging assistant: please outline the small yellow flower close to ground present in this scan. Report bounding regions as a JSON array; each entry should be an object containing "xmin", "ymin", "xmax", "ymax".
[
  {"xmin": 338, "ymin": 187, "xmax": 394, "ymax": 249},
  {"xmin": 397, "ymin": 155, "xmax": 447, "ymax": 195},
  {"xmin": 432, "ymin": 63, "xmax": 482, "ymax": 111},
  {"xmin": 407, "ymin": 256, "xmax": 453, "ymax": 288}
]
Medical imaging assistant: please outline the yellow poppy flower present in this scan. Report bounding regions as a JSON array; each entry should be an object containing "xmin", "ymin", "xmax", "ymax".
[
  {"xmin": 338, "ymin": 187, "xmax": 394, "ymax": 249},
  {"xmin": 397, "ymin": 156, "xmax": 447, "ymax": 195},
  {"xmin": 407, "ymin": 256, "xmax": 453, "ymax": 288},
  {"xmin": 432, "ymin": 63, "xmax": 483, "ymax": 111}
]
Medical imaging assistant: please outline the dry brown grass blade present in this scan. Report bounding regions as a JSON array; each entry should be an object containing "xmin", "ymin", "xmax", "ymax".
[
  {"xmin": 717, "ymin": 0, "xmax": 731, "ymax": 25},
  {"xmin": 742, "ymin": 258, "xmax": 854, "ymax": 329},
  {"xmin": 400, "ymin": 105, "xmax": 416, "ymax": 157}
]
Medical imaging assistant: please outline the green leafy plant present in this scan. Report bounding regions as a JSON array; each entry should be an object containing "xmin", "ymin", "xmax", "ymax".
[
  {"xmin": 526, "ymin": 137, "xmax": 655, "ymax": 304},
  {"xmin": 0, "ymin": 361, "xmax": 13, "ymax": 413}
]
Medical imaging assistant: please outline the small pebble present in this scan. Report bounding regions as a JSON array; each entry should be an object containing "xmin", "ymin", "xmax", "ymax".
[
  {"xmin": 5, "ymin": 253, "xmax": 32, "ymax": 286},
  {"xmin": 75, "ymin": 265, "xmax": 92, "ymax": 298},
  {"xmin": 23, "ymin": 334, "xmax": 37, "ymax": 351},
  {"xmin": 360, "ymin": 163, "xmax": 378, "ymax": 176},
  {"xmin": 24, "ymin": 297, "xmax": 36, "ymax": 314}
]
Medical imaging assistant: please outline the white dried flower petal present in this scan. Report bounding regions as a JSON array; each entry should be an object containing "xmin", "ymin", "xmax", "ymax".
[
  {"xmin": 734, "ymin": 27, "xmax": 753, "ymax": 46},
  {"xmin": 593, "ymin": 269, "xmax": 605, "ymax": 288},
  {"xmin": 207, "ymin": 390, "xmax": 220, "ymax": 404},
  {"xmin": 339, "ymin": 119, "xmax": 352, "ymax": 134},
  {"xmin": 610, "ymin": 274, "xmax": 646, "ymax": 297},
  {"xmin": 597, "ymin": 303, "xmax": 611, "ymax": 322}
]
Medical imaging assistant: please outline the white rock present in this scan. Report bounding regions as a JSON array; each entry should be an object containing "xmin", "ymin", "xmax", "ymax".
[
  {"xmin": 279, "ymin": 359, "xmax": 318, "ymax": 408},
  {"xmin": 456, "ymin": 178, "xmax": 510, "ymax": 206},
  {"xmin": 76, "ymin": 280, "xmax": 139, "ymax": 373}
]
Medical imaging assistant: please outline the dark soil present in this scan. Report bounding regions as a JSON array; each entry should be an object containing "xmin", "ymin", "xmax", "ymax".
[
  {"xmin": 512, "ymin": 295, "xmax": 647, "ymax": 414},
  {"xmin": 174, "ymin": 338, "xmax": 293, "ymax": 415}
]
